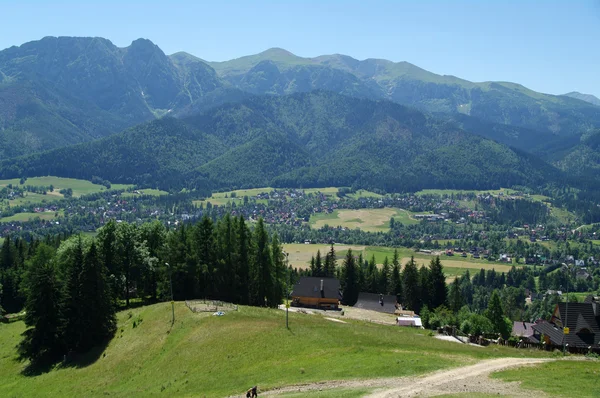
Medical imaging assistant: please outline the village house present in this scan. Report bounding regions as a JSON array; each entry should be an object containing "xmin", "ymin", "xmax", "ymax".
[
  {"xmin": 532, "ymin": 296, "xmax": 600, "ymax": 352},
  {"xmin": 290, "ymin": 277, "xmax": 341, "ymax": 310}
]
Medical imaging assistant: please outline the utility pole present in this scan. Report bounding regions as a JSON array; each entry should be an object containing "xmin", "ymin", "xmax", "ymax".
[
  {"xmin": 166, "ymin": 262, "xmax": 174, "ymax": 326},
  {"xmin": 284, "ymin": 252, "xmax": 290, "ymax": 329}
]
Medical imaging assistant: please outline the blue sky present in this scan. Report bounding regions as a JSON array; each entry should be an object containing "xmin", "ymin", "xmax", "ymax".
[{"xmin": 2, "ymin": 0, "xmax": 599, "ymax": 97}]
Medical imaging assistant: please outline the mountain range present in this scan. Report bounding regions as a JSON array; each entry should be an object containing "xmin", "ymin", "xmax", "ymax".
[{"xmin": 1, "ymin": 36, "xmax": 599, "ymax": 191}]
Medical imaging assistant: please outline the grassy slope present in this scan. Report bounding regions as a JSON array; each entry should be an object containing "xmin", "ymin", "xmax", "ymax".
[
  {"xmin": 493, "ymin": 360, "xmax": 600, "ymax": 398},
  {"xmin": 0, "ymin": 303, "xmax": 549, "ymax": 398}
]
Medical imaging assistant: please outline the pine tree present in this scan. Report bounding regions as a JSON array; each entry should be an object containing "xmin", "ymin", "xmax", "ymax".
[
  {"xmin": 79, "ymin": 242, "xmax": 116, "ymax": 351},
  {"xmin": 253, "ymin": 218, "xmax": 273, "ymax": 307},
  {"xmin": 448, "ymin": 278, "xmax": 463, "ymax": 313},
  {"xmin": 460, "ymin": 269, "xmax": 474, "ymax": 305},
  {"xmin": 271, "ymin": 233, "xmax": 285, "ymax": 305},
  {"xmin": 236, "ymin": 216, "xmax": 250, "ymax": 305},
  {"xmin": 390, "ymin": 263, "xmax": 403, "ymax": 301},
  {"xmin": 366, "ymin": 255, "xmax": 378, "ymax": 293},
  {"xmin": 428, "ymin": 256, "xmax": 447, "ymax": 309},
  {"xmin": 309, "ymin": 256, "xmax": 316, "ymax": 276},
  {"xmin": 380, "ymin": 256, "xmax": 391, "ymax": 294},
  {"xmin": 314, "ymin": 250, "xmax": 323, "ymax": 277},
  {"xmin": 402, "ymin": 257, "xmax": 420, "ymax": 312},
  {"xmin": 324, "ymin": 244, "xmax": 336, "ymax": 277},
  {"xmin": 60, "ymin": 236, "xmax": 85, "ymax": 352},
  {"xmin": 192, "ymin": 216, "xmax": 216, "ymax": 299},
  {"xmin": 342, "ymin": 249, "xmax": 359, "ymax": 306},
  {"xmin": 419, "ymin": 265, "xmax": 432, "ymax": 310},
  {"xmin": 18, "ymin": 244, "xmax": 63, "ymax": 364},
  {"xmin": 486, "ymin": 290, "xmax": 510, "ymax": 338}
]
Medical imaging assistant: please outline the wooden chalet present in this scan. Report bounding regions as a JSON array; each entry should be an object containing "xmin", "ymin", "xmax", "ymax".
[
  {"xmin": 290, "ymin": 277, "xmax": 341, "ymax": 310},
  {"xmin": 532, "ymin": 295, "xmax": 600, "ymax": 352}
]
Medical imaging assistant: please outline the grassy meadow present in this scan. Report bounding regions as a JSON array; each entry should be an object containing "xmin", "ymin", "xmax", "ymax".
[
  {"xmin": 310, "ymin": 208, "xmax": 417, "ymax": 232},
  {"xmin": 122, "ymin": 188, "xmax": 169, "ymax": 197},
  {"xmin": 0, "ymin": 302, "xmax": 551, "ymax": 398},
  {"xmin": 0, "ymin": 177, "xmax": 130, "ymax": 199},
  {"xmin": 283, "ymin": 244, "xmax": 518, "ymax": 281},
  {"xmin": 493, "ymin": 360, "xmax": 600, "ymax": 398},
  {"xmin": 0, "ymin": 211, "xmax": 60, "ymax": 223}
]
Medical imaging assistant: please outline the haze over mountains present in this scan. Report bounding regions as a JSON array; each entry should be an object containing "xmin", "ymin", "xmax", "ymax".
[{"xmin": 1, "ymin": 36, "xmax": 599, "ymax": 191}]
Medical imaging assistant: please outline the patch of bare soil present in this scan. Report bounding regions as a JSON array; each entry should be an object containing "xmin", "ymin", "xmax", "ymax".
[{"xmin": 259, "ymin": 358, "xmax": 552, "ymax": 397}]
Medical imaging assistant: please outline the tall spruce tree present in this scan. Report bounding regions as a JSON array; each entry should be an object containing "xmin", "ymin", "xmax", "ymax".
[
  {"xmin": 419, "ymin": 265, "xmax": 432, "ymax": 310},
  {"xmin": 324, "ymin": 244, "xmax": 336, "ymax": 277},
  {"xmin": 19, "ymin": 244, "xmax": 62, "ymax": 364},
  {"xmin": 448, "ymin": 278, "xmax": 463, "ymax": 313},
  {"xmin": 380, "ymin": 256, "xmax": 391, "ymax": 294},
  {"xmin": 192, "ymin": 216, "xmax": 216, "ymax": 299},
  {"xmin": 314, "ymin": 250, "xmax": 323, "ymax": 277},
  {"xmin": 402, "ymin": 256, "xmax": 420, "ymax": 312},
  {"xmin": 236, "ymin": 216, "xmax": 250, "ymax": 305},
  {"xmin": 79, "ymin": 242, "xmax": 116, "ymax": 351},
  {"xmin": 253, "ymin": 218, "xmax": 274, "ymax": 307},
  {"xmin": 390, "ymin": 263, "xmax": 403, "ymax": 300},
  {"xmin": 271, "ymin": 233, "xmax": 285, "ymax": 305},
  {"xmin": 60, "ymin": 236, "xmax": 85, "ymax": 352},
  {"xmin": 428, "ymin": 256, "xmax": 447, "ymax": 309},
  {"xmin": 486, "ymin": 290, "xmax": 510, "ymax": 338},
  {"xmin": 366, "ymin": 255, "xmax": 378, "ymax": 293},
  {"xmin": 342, "ymin": 249, "xmax": 359, "ymax": 306}
]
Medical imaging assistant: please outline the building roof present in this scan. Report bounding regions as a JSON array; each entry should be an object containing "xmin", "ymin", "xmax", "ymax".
[
  {"xmin": 512, "ymin": 321, "xmax": 536, "ymax": 338},
  {"xmin": 540, "ymin": 301, "xmax": 600, "ymax": 348},
  {"xmin": 290, "ymin": 277, "xmax": 341, "ymax": 300},
  {"xmin": 532, "ymin": 320, "xmax": 564, "ymax": 346},
  {"xmin": 354, "ymin": 293, "xmax": 398, "ymax": 314}
]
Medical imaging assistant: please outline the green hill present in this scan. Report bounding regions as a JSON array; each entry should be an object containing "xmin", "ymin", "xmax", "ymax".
[
  {"xmin": 2, "ymin": 37, "xmax": 600, "ymax": 171},
  {"xmin": 0, "ymin": 302, "xmax": 547, "ymax": 397},
  {"xmin": 0, "ymin": 91, "xmax": 564, "ymax": 192},
  {"xmin": 207, "ymin": 48, "xmax": 600, "ymax": 138},
  {"xmin": 563, "ymin": 91, "xmax": 600, "ymax": 107}
]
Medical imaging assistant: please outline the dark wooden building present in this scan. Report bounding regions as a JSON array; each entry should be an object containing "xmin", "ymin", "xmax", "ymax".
[
  {"xmin": 290, "ymin": 277, "xmax": 341, "ymax": 310},
  {"xmin": 532, "ymin": 296, "xmax": 600, "ymax": 352}
]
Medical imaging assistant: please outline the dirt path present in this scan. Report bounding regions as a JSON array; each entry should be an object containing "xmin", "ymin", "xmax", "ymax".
[
  {"xmin": 259, "ymin": 357, "xmax": 552, "ymax": 397},
  {"xmin": 366, "ymin": 357, "xmax": 551, "ymax": 397}
]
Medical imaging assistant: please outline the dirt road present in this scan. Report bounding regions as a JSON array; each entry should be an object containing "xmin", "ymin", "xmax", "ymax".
[{"xmin": 261, "ymin": 357, "xmax": 552, "ymax": 397}]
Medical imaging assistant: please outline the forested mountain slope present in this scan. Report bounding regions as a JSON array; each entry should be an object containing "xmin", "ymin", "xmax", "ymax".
[
  {"xmin": 0, "ymin": 92, "xmax": 564, "ymax": 192},
  {"xmin": 0, "ymin": 36, "xmax": 224, "ymax": 157},
  {"xmin": 206, "ymin": 48, "xmax": 600, "ymax": 138}
]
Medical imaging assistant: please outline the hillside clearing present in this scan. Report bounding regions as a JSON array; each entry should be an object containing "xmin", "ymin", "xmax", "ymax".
[
  {"xmin": 0, "ymin": 211, "xmax": 60, "ymax": 223},
  {"xmin": 0, "ymin": 176, "xmax": 129, "ymax": 198},
  {"xmin": 310, "ymin": 208, "xmax": 406, "ymax": 232},
  {"xmin": 0, "ymin": 303, "xmax": 550, "ymax": 398}
]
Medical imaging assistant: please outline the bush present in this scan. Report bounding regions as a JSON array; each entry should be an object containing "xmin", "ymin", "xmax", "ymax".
[{"xmin": 460, "ymin": 314, "xmax": 494, "ymax": 336}]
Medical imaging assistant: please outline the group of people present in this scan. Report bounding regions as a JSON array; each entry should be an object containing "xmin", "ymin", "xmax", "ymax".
[{"xmin": 246, "ymin": 386, "xmax": 258, "ymax": 397}]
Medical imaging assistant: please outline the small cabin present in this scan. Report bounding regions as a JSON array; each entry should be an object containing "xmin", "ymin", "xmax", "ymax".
[{"xmin": 291, "ymin": 277, "xmax": 341, "ymax": 310}]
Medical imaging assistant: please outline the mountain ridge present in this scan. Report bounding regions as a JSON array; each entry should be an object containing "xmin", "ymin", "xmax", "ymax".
[{"xmin": 0, "ymin": 91, "xmax": 565, "ymax": 193}]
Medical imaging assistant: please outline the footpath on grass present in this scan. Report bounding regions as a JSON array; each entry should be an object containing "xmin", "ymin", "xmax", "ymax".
[{"xmin": 259, "ymin": 357, "xmax": 554, "ymax": 397}]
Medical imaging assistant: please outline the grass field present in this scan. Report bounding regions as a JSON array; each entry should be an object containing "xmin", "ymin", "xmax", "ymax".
[
  {"xmin": 345, "ymin": 189, "xmax": 382, "ymax": 200},
  {"xmin": 0, "ymin": 303, "xmax": 551, "ymax": 398},
  {"xmin": 194, "ymin": 187, "xmax": 274, "ymax": 206},
  {"xmin": 310, "ymin": 208, "xmax": 411, "ymax": 232},
  {"xmin": 493, "ymin": 360, "xmax": 600, "ymax": 398},
  {"xmin": 283, "ymin": 243, "xmax": 367, "ymax": 268},
  {"xmin": 415, "ymin": 188, "xmax": 516, "ymax": 196},
  {"xmin": 0, "ymin": 176, "xmax": 134, "ymax": 200},
  {"xmin": 284, "ymin": 244, "xmax": 516, "ymax": 280},
  {"xmin": 0, "ymin": 211, "xmax": 60, "ymax": 223},
  {"xmin": 122, "ymin": 189, "xmax": 169, "ymax": 197},
  {"xmin": 304, "ymin": 187, "xmax": 339, "ymax": 197}
]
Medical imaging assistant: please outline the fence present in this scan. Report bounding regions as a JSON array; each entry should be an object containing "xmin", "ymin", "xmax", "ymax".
[{"xmin": 185, "ymin": 300, "xmax": 238, "ymax": 313}]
